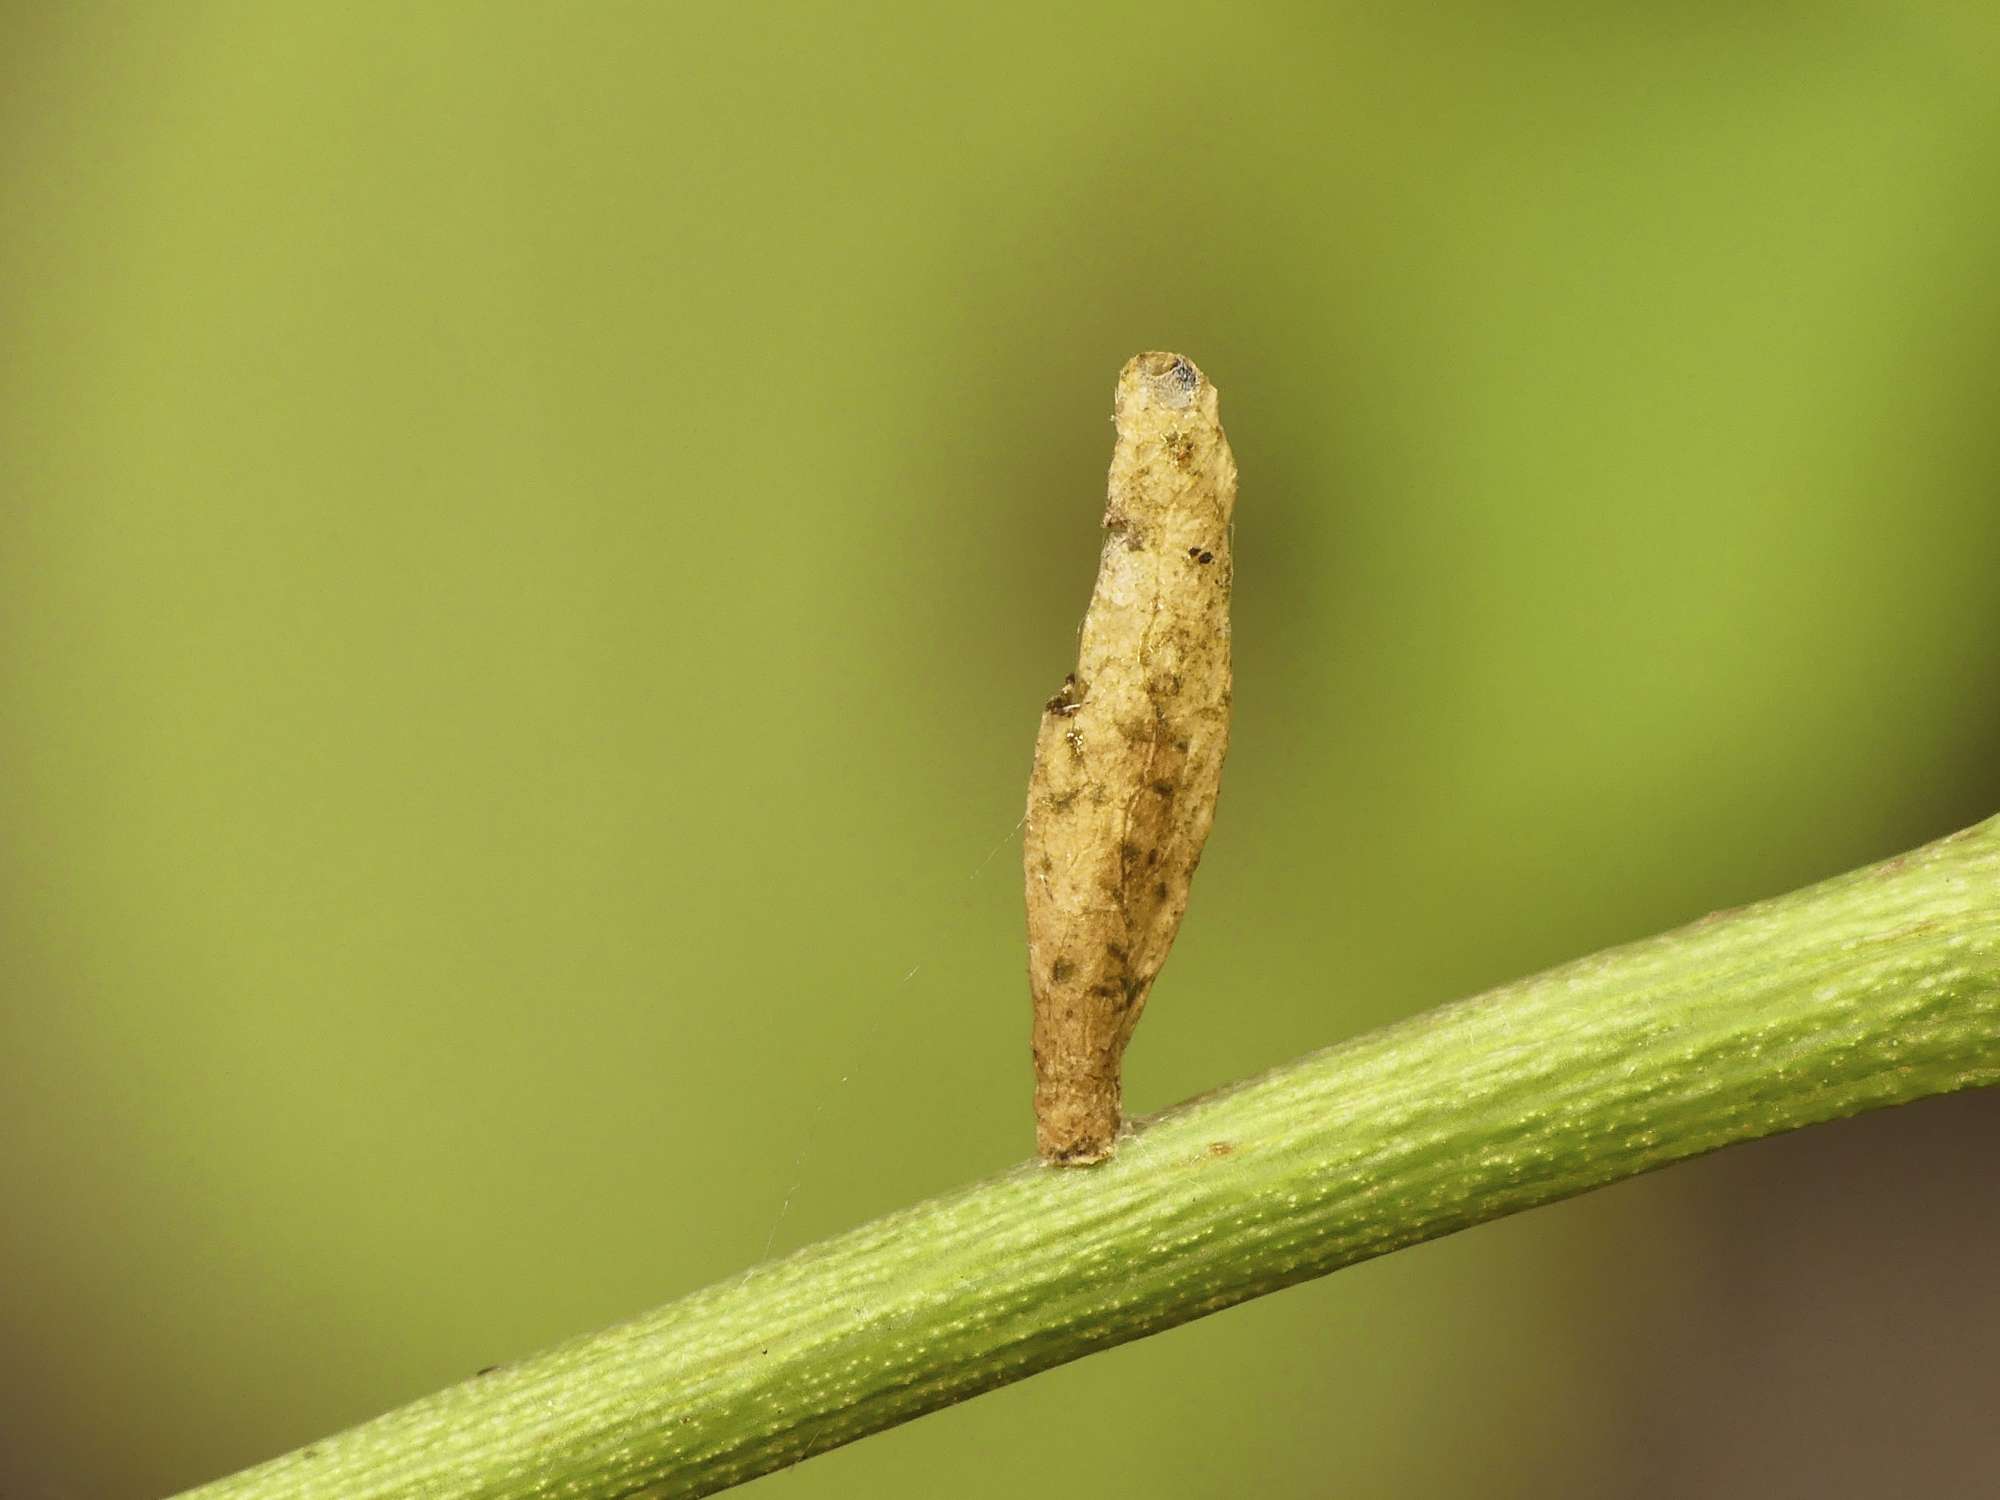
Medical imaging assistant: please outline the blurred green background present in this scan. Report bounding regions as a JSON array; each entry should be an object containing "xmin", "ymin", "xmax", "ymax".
[{"xmin": 3, "ymin": 5, "xmax": 1998, "ymax": 1497}]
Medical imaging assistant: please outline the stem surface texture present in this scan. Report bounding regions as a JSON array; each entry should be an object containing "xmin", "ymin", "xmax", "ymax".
[{"xmin": 180, "ymin": 816, "xmax": 2000, "ymax": 1499}]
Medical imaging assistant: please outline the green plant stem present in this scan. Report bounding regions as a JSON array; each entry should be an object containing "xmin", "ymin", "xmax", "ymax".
[{"xmin": 179, "ymin": 816, "xmax": 2000, "ymax": 1500}]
